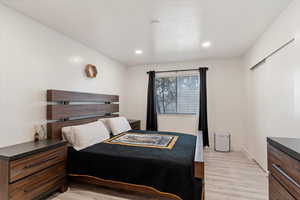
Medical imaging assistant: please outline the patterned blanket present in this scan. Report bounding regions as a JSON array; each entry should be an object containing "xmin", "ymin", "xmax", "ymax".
[{"xmin": 104, "ymin": 132, "xmax": 178, "ymax": 149}]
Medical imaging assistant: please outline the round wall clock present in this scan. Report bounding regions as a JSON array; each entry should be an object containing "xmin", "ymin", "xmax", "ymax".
[{"xmin": 85, "ymin": 64, "xmax": 98, "ymax": 78}]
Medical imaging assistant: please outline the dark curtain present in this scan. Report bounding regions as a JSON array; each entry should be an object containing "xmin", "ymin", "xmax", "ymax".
[
  {"xmin": 146, "ymin": 71, "xmax": 158, "ymax": 131},
  {"xmin": 198, "ymin": 68, "xmax": 209, "ymax": 146}
]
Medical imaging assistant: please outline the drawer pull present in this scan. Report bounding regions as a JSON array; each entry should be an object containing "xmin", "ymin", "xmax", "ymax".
[
  {"xmin": 272, "ymin": 164, "xmax": 300, "ymax": 189},
  {"xmin": 24, "ymin": 156, "xmax": 58, "ymax": 169}
]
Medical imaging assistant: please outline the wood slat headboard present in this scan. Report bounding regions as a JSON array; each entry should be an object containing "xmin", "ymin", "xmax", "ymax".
[
  {"xmin": 47, "ymin": 90, "xmax": 119, "ymax": 140},
  {"xmin": 47, "ymin": 104, "xmax": 119, "ymax": 120},
  {"xmin": 47, "ymin": 90, "xmax": 119, "ymax": 103}
]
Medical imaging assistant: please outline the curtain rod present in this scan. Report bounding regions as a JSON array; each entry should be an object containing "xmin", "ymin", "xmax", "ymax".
[{"xmin": 146, "ymin": 67, "xmax": 208, "ymax": 74}]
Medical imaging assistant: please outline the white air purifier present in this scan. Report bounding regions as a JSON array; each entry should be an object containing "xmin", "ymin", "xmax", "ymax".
[{"xmin": 214, "ymin": 132, "xmax": 231, "ymax": 152}]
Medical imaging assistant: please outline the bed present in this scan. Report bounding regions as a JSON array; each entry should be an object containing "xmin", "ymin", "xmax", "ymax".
[{"xmin": 46, "ymin": 90, "xmax": 205, "ymax": 200}]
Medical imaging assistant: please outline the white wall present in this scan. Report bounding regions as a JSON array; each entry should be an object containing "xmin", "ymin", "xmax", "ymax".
[
  {"xmin": 0, "ymin": 4, "xmax": 127, "ymax": 147},
  {"xmin": 243, "ymin": 0, "xmax": 300, "ymax": 170},
  {"xmin": 124, "ymin": 59, "xmax": 246, "ymax": 151}
]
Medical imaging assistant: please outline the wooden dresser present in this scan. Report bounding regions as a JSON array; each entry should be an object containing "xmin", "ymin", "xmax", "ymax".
[
  {"xmin": 0, "ymin": 140, "xmax": 67, "ymax": 200},
  {"xmin": 128, "ymin": 119, "xmax": 141, "ymax": 130},
  {"xmin": 267, "ymin": 137, "xmax": 300, "ymax": 200}
]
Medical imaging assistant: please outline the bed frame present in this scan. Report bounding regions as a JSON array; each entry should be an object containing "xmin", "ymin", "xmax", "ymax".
[{"xmin": 46, "ymin": 89, "xmax": 205, "ymax": 200}]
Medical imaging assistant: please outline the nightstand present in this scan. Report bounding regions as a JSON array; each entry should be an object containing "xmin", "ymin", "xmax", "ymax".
[
  {"xmin": 0, "ymin": 140, "xmax": 67, "ymax": 200},
  {"xmin": 128, "ymin": 119, "xmax": 141, "ymax": 130}
]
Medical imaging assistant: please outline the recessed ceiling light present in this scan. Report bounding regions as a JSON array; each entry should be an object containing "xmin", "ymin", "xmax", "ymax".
[
  {"xmin": 135, "ymin": 50, "xmax": 143, "ymax": 55},
  {"xmin": 202, "ymin": 41, "xmax": 211, "ymax": 48}
]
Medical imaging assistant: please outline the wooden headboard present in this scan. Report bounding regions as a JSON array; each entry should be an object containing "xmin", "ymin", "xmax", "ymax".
[{"xmin": 47, "ymin": 90, "xmax": 119, "ymax": 140}]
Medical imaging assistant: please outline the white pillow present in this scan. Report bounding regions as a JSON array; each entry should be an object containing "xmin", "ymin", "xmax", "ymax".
[
  {"xmin": 61, "ymin": 126, "xmax": 74, "ymax": 145},
  {"xmin": 62, "ymin": 121, "xmax": 110, "ymax": 151},
  {"xmin": 107, "ymin": 117, "xmax": 131, "ymax": 135},
  {"xmin": 99, "ymin": 118, "xmax": 112, "ymax": 133}
]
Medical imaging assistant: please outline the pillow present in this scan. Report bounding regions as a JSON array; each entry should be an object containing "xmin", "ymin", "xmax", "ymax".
[
  {"xmin": 99, "ymin": 118, "xmax": 112, "ymax": 133},
  {"xmin": 61, "ymin": 126, "xmax": 74, "ymax": 145},
  {"xmin": 107, "ymin": 117, "xmax": 131, "ymax": 135},
  {"xmin": 62, "ymin": 121, "xmax": 110, "ymax": 151}
]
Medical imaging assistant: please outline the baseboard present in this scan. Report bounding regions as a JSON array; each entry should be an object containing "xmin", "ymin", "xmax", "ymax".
[
  {"xmin": 241, "ymin": 146, "xmax": 253, "ymax": 160},
  {"xmin": 241, "ymin": 146, "xmax": 269, "ymax": 176}
]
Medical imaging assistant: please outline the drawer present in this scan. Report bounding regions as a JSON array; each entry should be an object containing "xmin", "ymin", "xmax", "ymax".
[
  {"xmin": 9, "ymin": 162, "xmax": 66, "ymax": 200},
  {"xmin": 10, "ymin": 145, "xmax": 67, "ymax": 183},
  {"xmin": 269, "ymin": 175, "xmax": 295, "ymax": 200},
  {"xmin": 268, "ymin": 144, "xmax": 300, "ymax": 199}
]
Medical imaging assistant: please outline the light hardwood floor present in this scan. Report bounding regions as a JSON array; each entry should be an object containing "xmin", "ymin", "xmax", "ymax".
[
  {"xmin": 50, "ymin": 150, "xmax": 268, "ymax": 200},
  {"xmin": 205, "ymin": 150, "xmax": 268, "ymax": 200}
]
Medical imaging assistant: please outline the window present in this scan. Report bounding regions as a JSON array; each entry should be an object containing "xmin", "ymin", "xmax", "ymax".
[{"xmin": 155, "ymin": 75, "xmax": 199, "ymax": 114}]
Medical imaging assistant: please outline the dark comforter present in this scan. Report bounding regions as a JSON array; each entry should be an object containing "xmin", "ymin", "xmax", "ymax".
[{"xmin": 67, "ymin": 130, "xmax": 202, "ymax": 200}]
